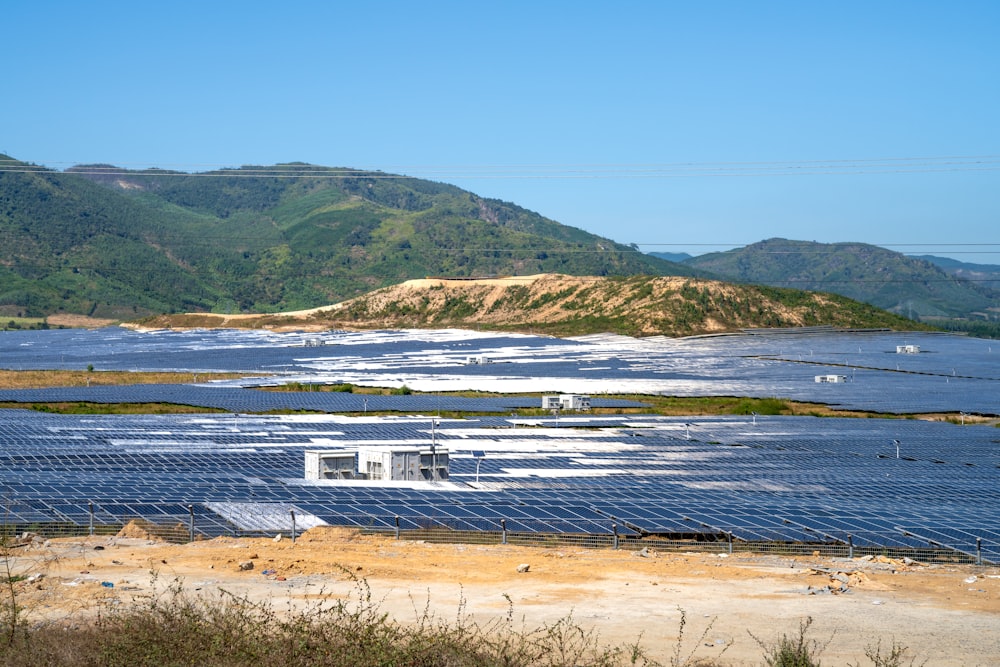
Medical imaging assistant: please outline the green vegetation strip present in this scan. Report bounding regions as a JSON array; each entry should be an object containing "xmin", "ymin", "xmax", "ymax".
[
  {"xmin": 0, "ymin": 373, "xmax": 992, "ymax": 422},
  {"xmin": 0, "ymin": 370, "xmax": 247, "ymax": 389}
]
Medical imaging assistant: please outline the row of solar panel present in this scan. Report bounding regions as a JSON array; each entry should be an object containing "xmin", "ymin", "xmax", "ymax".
[
  {"xmin": 0, "ymin": 385, "xmax": 644, "ymax": 412},
  {"xmin": 0, "ymin": 387, "xmax": 997, "ymax": 559},
  {"xmin": 2, "ymin": 328, "xmax": 998, "ymax": 415}
]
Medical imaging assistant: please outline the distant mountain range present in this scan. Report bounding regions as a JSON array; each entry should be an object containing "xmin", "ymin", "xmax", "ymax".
[
  {"xmin": 0, "ymin": 155, "xmax": 696, "ymax": 319},
  {"xmin": 646, "ymin": 251, "xmax": 693, "ymax": 264},
  {"xmin": 3, "ymin": 152, "xmax": 996, "ymax": 337},
  {"xmin": 656, "ymin": 239, "xmax": 1000, "ymax": 323},
  {"xmin": 911, "ymin": 254, "xmax": 1000, "ymax": 289}
]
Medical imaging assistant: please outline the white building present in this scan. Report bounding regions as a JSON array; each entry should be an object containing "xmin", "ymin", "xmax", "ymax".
[
  {"xmin": 357, "ymin": 446, "xmax": 449, "ymax": 481},
  {"xmin": 541, "ymin": 394, "xmax": 592, "ymax": 411},
  {"xmin": 896, "ymin": 344, "xmax": 921, "ymax": 354},
  {"xmin": 304, "ymin": 449, "xmax": 359, "ymax": 480},
  {"xmin": 305, "ymin": 446, "xmax": 449, "ymax": 482},
  {"xmin": 465, "ymin": 354, "xmax": 491, "ymax": 365},
  {"xmin": 814, "ymin": 374, "xmax": 847, "ymax": 383}
]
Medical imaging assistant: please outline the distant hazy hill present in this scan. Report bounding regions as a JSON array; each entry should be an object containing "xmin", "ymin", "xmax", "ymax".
[
  {"xmin": 0, "ymin": 156, "xmax": 696, "ymax": 319},
  {"xmin": 682, "ymin": 238, "xmax": 1000, "ymax": 321},
  {"xmin": 910, "ymin": 255, "xmax": 1000, "ymax": 290},
  {"xmin": 136, "ymin": 273, "xmax": 922, "ymax": 338},
  {"xmin": 648, "ymin": 251, "xmax": 693, "ymax": 263}
]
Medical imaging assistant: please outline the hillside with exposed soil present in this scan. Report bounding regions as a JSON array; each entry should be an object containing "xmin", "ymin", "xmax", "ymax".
[{"xmin": 134, "ymin": 274, "xmax": 922, "ymax": 337}]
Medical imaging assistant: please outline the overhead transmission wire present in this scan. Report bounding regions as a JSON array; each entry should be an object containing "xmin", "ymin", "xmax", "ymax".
[
  {"xmin": 2, "ymin": 155, "xmax": 1000, "ymax": 178},
  {"xmin": 2, "ymin": 227, "xmax": 998, "ymax": 258},
  {"xmin": 2, "ymin": 156, "xmax": 999, "ymax": 272}
]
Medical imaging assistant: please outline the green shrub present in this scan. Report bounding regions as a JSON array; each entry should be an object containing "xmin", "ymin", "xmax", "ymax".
[
  {"xmin": 852, "ymin": 639, "xmax": 926, "ymax": 667},
  {"xmin": 732, "ymin": 397, "xmax": 788, "ymax": 416},
  {"xmin": 0, "ymin": 575, "xmax": 664, "ymax": 667},
  {"xmin": 750, "ymin": 617, "xmax": 831, "ymax": 667}
]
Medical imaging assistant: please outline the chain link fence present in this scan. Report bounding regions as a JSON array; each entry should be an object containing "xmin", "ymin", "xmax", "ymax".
[
  {"xmin": 2, "ymin": 506, "xmax": 992, "ymax": 567},
  {"xmin": 365, "ymin": 526, "xmax": 989, "ymax": 565}
]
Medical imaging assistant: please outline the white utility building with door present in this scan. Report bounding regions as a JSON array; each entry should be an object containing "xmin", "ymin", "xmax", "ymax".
[
  {"xmin": 305, "ymin": 446, "xmax": 449, "ymax": 482},
  {"xmin": 541, "ymin": 394, "xmax": 591, "ymax": 411}
]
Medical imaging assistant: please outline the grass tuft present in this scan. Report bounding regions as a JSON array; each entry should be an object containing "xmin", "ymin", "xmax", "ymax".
[{"xmin": 749, "ymin": 616, "xmax": 832, "ymax": 667}]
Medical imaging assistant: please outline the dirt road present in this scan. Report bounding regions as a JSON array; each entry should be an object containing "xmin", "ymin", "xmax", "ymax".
[{"xmin": 9, "ymin": 527, "xmax": 999, "ymax": 665}]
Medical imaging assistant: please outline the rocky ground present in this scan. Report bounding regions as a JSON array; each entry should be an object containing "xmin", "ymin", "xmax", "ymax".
[{"xmin": 7, "ymin": 526, "xmax": 999, "ymax": 665}]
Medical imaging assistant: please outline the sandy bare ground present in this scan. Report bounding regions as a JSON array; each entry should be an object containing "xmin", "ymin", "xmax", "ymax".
[
  {"xmin": 121, "ymin": 275, "xmax": 557, "ymax": 329},
  {"xmin": 131, "ymin": 272, "xmax": 882, "ymax": 336},
  {"xmin": 46, "ymin": 314, "xmax": 118, "ymax": 328},
  {"xmin": 9, "ymin": 528, "xmax": 999, "ymax": 666}
]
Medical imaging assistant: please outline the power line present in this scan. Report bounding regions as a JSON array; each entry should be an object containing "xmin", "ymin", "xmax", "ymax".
[
  {"xmin": 1, "ymin": 232, "xmax": 998, "ymax": 255},
  {"xmin": 2, "ymin": 156, "xmax": 998, "ymax": 261},
  {"xmin": 3, "ymin": 155, "xmax": 1000, "ymax": 178},
  {"xmin": 1, "ymin": 227, "xmax": 998, "ymax": 256}
]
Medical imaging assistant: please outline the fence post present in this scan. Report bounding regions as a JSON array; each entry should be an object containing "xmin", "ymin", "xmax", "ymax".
[
  {"xmin": 188, "ymin": 505, "xmax": 194, "ymax": 543},
  {"xmin": 727, "ymin": 531, "xmax": 733, "ymax": 555},
  {"xmin": 88, "ymin": 501, "xmax": 95, "ymax": 537},
  {"xmin": 394, "ymin": 515, "xmax": 400, "ymax": 540},
  {"xmin": 977, "ymin": 538, "xmax": 982, "ymax": 566},
  {"xmin": 500, "ymin": 518, "xmax": 507, "ymax": 545},
  {"xmin": 290, "ymin": 510, "xmax": 296, "ymax": 544},
  {"xmin": 612, "ymin": 523, "xmax": 619, "ymax": 550},
  {"xmin": 848, "ymin": 534, "xmax": 854, "ymax": 559}
]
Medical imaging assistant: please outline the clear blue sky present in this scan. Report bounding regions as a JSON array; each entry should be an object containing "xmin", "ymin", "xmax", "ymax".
[{"xmin": 5, "ymin": 1, "xmax": 999, "ymax": 262}]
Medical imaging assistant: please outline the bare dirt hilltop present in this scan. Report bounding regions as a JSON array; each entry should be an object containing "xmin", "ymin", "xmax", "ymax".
[
  {"xmin": 132, "ymin": 274, "xmax": 918, "ymax": 337},
  {"xmin": 11, "ymin": 528, "xmax": 999, "ymax": 665}
]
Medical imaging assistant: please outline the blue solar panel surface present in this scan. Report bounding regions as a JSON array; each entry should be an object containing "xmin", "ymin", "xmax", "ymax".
[
  {"xmin": 0, "ymin": 409, "xmax": 996, "ymax": 560},
  {"xmin": 0, "ymin": 385, "xmax": 640, "ymax": 413},
  {"xmin": 0, "ymin": 328, "xmax": 996, "ymax": 414},
  {"xmin": 0, "ymin": 327, "xmax": 997, "ymax": 560}
]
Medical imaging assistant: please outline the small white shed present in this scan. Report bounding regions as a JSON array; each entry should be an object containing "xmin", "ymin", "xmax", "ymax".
[
  {"xmin": 465, "ymin": 354, "xmax": 491, "ymax": 365},
  {"xmin": 304, "ymin": 449, "xmax": 359, "ymax": 480},
  {"xmin": 305, "ymin": 446, "xmax": 449, "ymax": 481},
  {"xmin": 357, "ymin": 446, "xmax": 449, "ymax": 481},
  {"xmin": 541, "ymin": 394, "xmax": 592, "ymax": 411}
]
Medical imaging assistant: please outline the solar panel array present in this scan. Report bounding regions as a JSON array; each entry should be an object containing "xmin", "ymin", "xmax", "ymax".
[
  {"xmin": 0, "ymin": 409, "xmax": 996, "ymax": 561},
  {"xmin": 0, "ymin": 327, "xmax": 997, "ymax": 561},
  {"xmin": 1, "ymin": 327, "xmax": 996, "ymax": 415},
  {"xmin": 0, "ymin": 385, "xmax": 641, "ymax": 413}
]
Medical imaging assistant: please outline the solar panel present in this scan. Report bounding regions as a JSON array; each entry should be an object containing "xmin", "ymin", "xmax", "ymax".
[
  {"xmin": 0, "ymin": 328, "xmax": 997, "ymax": 560},
  {"xmin": 0, "ymin": 328, "xmax": 996, "ymax": 415}
]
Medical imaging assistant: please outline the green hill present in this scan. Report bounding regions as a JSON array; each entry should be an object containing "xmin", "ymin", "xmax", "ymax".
[
  {"xmin": 137, "ymin": 273, "xmax": 924, "ymax": 338},
  {"xmin": 0, "ymin": 156, "xmax": 696, "ymax": 319},
  {"xmin": 682, "ymin": 238, "xmax": 1000, "ymax": 321},
  {"xmin": 911, "ymin": 254, "xmax": 1000, "ymax": 290}
]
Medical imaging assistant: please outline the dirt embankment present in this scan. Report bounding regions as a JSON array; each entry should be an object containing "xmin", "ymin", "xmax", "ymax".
[
  {"xmin": 46, "ymin": 314, "xmax": 118, "ymax": 328},
  {"xmin": 9, "ymin": 527, "xmax": 999, "ymax": 666},
  {"xmin": 131, "ymin": 274, "xmax": 907, "ymax": 336}
]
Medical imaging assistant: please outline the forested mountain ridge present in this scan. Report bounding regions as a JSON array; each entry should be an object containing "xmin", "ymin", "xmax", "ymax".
[
  {"xmin": 682, "ymin": 238, "xmax": 1000, "ymax": 322},
  {"xmin": 0, "ymin": 155, "xmax": 697, "ymax": 319},
  {"xmin": 913, "ymin": 254, "xmax": 1000, "ymax": 290},
  {"xmin": 0, "ymin": 157, "xmax": 226, "ymax": 318}
]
